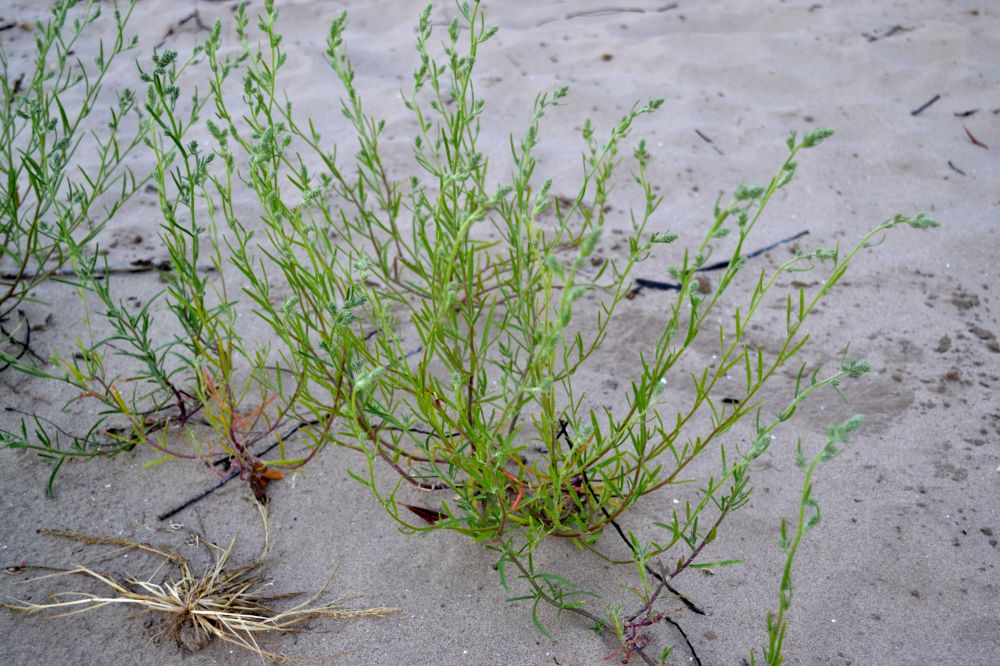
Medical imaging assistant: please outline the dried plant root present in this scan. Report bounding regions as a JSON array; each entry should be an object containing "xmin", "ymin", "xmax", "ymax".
[{"xmin": 2, "ymin": 507, "xmax": 399, "ymax": 663}]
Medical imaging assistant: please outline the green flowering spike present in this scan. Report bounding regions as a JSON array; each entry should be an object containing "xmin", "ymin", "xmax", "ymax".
[
  {"xmin": 801, "ymin": 127, "xmax": 834, "ymax": 148},
  {"xmin": 839, "ymin": 359, "xmax": 870, "ymax": 378},
  {"xmin": 815, "ymin": 248, "xmax": 838, "ymax": 262},
  {"xmin": 891, "ymin": 212, "xmax": 940, "ymax": 230},
  {"xmin": 735, "ymin": 184, "xmax": 765, "ymax": 201},
  {"xmin": 826, "ymin": 414, "xmax": 864, "ymax": 443},
  {"xmin": 354, "ymin": 366, "xmax": 384, "ymax": 392},
  {"xmin": 578, "ymin": 226, "xmax": 603, "ymax": 258},
  {"xmin": 650, "ymin": 231, "xmax": 678, "ymax": 244},
  {"xmin": 557, "ymin": 305, "xmax": 572, "ymax": 328},
  {"xmin": 543, "ymin": 255, "xmax": 565, "ymax": 281}
]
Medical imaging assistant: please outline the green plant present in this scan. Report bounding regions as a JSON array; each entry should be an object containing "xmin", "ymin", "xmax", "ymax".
[
  {"xmin": 1, "ymin": 1, "xmax": 939, "ymax": 661},
  {"xmin": 749, "ymin": 415, "xmax": 864, "ymax": 666},
  {"xmin": 0, "ymin": 8, "xmax": 225, "ymax": 493},
  {"xmin": 0, "ymin": 0, "xmax": 145, "ymax": 366}
]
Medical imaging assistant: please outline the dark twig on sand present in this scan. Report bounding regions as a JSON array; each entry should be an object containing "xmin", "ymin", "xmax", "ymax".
[
  {"xmin": 630, "ymin": 230, "xmax": 809, "ymax": 298},
  {"xmin": 0, "ymin": 310, "xmax": 39, "ymax": 372},
  {"xmin": 0, "ymin": 261, "xmax": 217, "ymax": 281},
  {"xmin": 558, "ymin": 415, "xmax": 703, "ymax": 665},
  {"xmin": 555, "ymin": 417, "xmax": 706, "ymax": 618},
  {"xmin": 864, "ymin": 24, "xmax": 911, "ymax": 43},
  {"xmin": 158, "ymin": 419, "xmax": 317, "ymax": 521},
  {"xmin": 663, "ymin": 613, "xmax": 703, "ymax": 666},
  {"xmin": 156, "ymin": 469, "xmax": 241, "ymax": 522},
  {"xmin": 599, "ymin": 499, "xmax": 706, "ymax": 616},
  {"xmin": 910, "ymin": 94, "xmax": 940, "ymax": 116},
  {"xmin": 695, "ymin": 129, "xmax": 724, "ymax": 155},
  {"xmin": 536, "ymin": 3, "xmax": 677, "ymax": 27},
  {"xmin": 963, "ymin": 125, "xmax": 988, "ymax": 149},
  {"xmin": 155, "ymin": 10, "xmax": 211, "ymax": 49},
  {"xmin": 947, "ymin": 161, "xmax": 966, "ymax": 176}
]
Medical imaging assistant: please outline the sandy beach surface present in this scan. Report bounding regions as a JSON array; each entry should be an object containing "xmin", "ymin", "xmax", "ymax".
[{"xmin": 1, "ymin": 1, "xmax": 998, "ymax": 664}]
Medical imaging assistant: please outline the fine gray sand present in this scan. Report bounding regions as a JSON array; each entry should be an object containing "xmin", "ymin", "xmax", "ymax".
[{"xmin": 1, "ymin": 1, "xmax": 998, "ymax": 664}]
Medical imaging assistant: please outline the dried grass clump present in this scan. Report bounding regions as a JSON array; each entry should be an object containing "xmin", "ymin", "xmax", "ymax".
[{"xmin": 2, "ymin": 507, "xmax": 398, "ymax": 663}]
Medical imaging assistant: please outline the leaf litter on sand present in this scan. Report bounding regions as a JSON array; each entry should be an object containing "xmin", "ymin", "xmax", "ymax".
[{"xmin": 1, "ymin": 503, "xmax": 399, "ymax": 663}]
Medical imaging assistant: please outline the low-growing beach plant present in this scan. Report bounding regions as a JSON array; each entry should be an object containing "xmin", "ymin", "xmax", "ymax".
[
  {"xmin": 0, "ymin": 1, "xmax": 234, "ymax": 491},
  {"xmin": 748, "ymin": 415, "xmax": 864, "ymax": 666},
  {"xmin": 0, "ymin": 0, "xmax": 146, "ymax": 367},
  {"xmin": 1, "ymin": 1, "xmax": 939, "ymax": 662}
]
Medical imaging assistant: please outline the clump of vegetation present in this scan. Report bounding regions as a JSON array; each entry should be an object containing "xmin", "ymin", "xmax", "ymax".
[
  {"xmin": 1, "ymin": 0, "xmax": 938, "ymax": 662},
  {"xmin": 0, "ymin": 1, "xmax": 267, "ymax": 495},
  {"xmin": 1, "ymin": 507, "xmax": 399, "ymax": 662},
  {"xmin": 0, "ymin": 0, "xmax": 147, "ymax": 368}
]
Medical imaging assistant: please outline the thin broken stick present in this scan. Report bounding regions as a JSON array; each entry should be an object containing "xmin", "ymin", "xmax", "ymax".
[
  {"xmin": 1, "ymin": 261, "xmax": 217, "ymax": 281},
  {"xmin": 631, "ymin": 230, "xmax": 809, "ymax": 296}
]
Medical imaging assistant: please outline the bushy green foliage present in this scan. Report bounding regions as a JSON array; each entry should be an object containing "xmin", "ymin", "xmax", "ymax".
[
  {"xmin": 0, "ymin": 0, "xmax": 144, "ymax": 358},
  {"xmin": 1, "ymin": 1, "xmax": 937, "ymax": 661}
]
